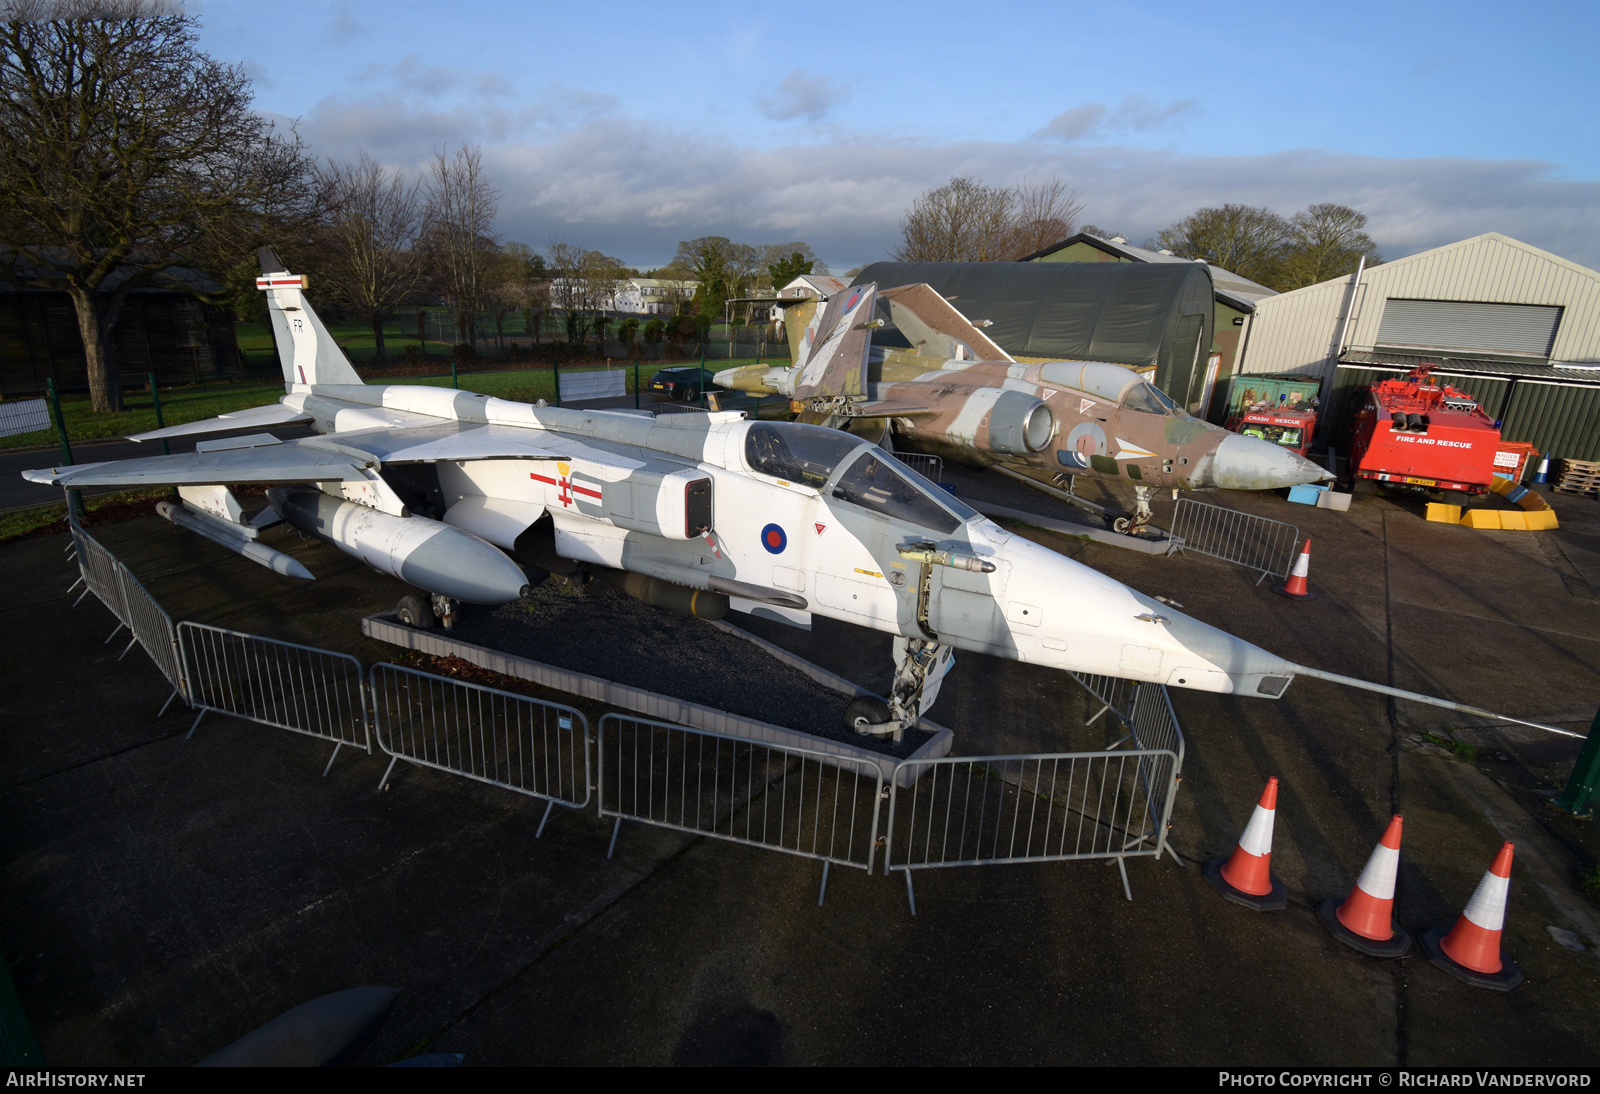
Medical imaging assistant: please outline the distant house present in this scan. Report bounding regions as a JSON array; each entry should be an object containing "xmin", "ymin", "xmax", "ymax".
[
  {"xmin": 0, "ymin": 255, "xmax": 241, "ymax": 397},
  {"xmin": 1021, "ymin": 233, "xmax": 1277, "ymax": 421},
  {"xmin": 778, "ymin": 274, "xmax": 848, "ymax": 301},
  {"xmin": 553, "ymin": 277, "xmax": 699, "ymax": 315}
]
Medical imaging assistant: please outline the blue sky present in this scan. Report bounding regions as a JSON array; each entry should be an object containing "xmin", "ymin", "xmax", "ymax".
[{"xmin": 194, "ymin": 0, "xmax": 1600, "ymax": 272}]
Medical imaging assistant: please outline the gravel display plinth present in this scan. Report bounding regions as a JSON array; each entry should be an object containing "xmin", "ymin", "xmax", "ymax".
[{"xmin": 449, "ymin": 579, "xmax": 933, "ymax": 758}]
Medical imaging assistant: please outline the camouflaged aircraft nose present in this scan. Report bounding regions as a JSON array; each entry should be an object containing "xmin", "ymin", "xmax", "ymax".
[{"xmin": 1206, "ymin": 432, "xmax": 1335, "ymax": 491}]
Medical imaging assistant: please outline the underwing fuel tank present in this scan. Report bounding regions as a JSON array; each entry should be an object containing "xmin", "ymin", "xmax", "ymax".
[{"xmin": 268, "ymin": 486, "xmax": 529, "ymax": 604}]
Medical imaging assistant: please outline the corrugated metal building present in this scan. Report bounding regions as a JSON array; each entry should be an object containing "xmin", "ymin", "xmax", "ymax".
[{"xmin": 1234, "ymin": 233, "xmax": 1600, "ymax": 461}]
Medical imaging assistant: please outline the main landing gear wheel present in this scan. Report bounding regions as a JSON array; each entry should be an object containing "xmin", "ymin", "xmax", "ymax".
[
  {"xmin": 396, "ymin": 593, "xmax": 436, "ymax": 630},
  {"xmin": 1113, "ymin": 485, "xmax": 1158, "ymax": 537},
  {"xmin": 845, "ymin": 696, "xmax": 892, "ymax": 735}
]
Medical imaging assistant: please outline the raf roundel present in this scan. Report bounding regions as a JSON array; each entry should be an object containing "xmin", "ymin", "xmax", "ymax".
[{"xmin": 760, "ymin": 523, "xmax": 787, "ymax": 554}]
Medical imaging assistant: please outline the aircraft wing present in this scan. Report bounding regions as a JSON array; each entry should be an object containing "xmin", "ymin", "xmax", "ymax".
[
  {"xmin": 880, "ymin": 283, "xmax": 1013, "ymax": 362},
  {"xmin": 128, "ymin": 401, "xmax": 312, "ymax": 442},
  {"xmin": 328, "ymin": 421, "xmax": 578, "ymax": 464},
  {"xmin": 793, "ymin": 283, "xmax": 876, "ymax": 400},
  {"xmin": 23, "ymin": 435, "xmax": 376, "ymax": 488}
]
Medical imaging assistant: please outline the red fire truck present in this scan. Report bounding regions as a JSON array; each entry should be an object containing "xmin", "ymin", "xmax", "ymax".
[
  {"xmin": 1348, "ymin": 366, "xmax": 1499, "ymax": 495},
  {"xmin": 1224, "ymin": 375, "xmax": 1321, "ymax": 458}
]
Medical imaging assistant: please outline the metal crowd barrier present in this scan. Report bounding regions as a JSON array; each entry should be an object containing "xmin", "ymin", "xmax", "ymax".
[
  {"xmin": 891, "ymin": 451, "xmax": 944, "ymax": 484},
  {"xmin": 69, "ymin": 532, "xmax": 1194, "ymax": 913},
  {"xmin": 67, "ymin": 524, "xmax": 186, "ymax": 713},
  {"xmin": 1067, "ymin": 671, "xmax": 1138, "ymax": 727},
  {"xmin": 177, "ymin": 622, "xmax": 370, "ymax": 775},
  {"xmin": 116, "ymin": 565, "xmax": 187, "ymax": 715},
  {"xmin": 1166, "ymin": 498, "xmax": 1300, "ymax": 584},
  {"xmin": 596, "ymin": 714, "xmax": 885, "ymax": 904},
  {"xmin": 368, "ymin": 663, "xmax": 590, "ymax": 834},
  {"xmin": 884, "ymin": 745, "xmax": 1182, "ymax": 914},
  {"xmin": 69, "ymin": 523, "xmax": 129, "ymax": 635}
]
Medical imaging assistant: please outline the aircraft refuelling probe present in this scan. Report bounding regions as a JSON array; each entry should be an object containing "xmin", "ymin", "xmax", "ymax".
[{"xmin": 22, "ymin": 248, "xmax": 1576, "ymax": 741}]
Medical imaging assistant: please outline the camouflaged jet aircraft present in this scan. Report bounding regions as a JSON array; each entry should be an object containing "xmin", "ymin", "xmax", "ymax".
[
  {"xmin": 24, "ymin": 251, "xmax": 1564, "ymax": 743},
  {"xmin": 715, "ymin": 283, "xmax": 1333, "ymax": 533}
]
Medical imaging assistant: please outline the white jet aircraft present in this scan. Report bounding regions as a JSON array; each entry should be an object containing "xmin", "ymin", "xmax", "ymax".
[{"xmin": 23, "ymin": 250, "xmax": 1570, "ymax": 741}]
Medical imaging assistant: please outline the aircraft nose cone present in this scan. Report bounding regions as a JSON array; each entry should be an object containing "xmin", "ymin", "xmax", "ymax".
[{"xmin": 1207, "ymin": 433, "xmax": 1334, "ymax": 491}]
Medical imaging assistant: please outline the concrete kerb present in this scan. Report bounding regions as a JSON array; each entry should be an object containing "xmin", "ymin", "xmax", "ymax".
[
  {"xmin": 970, "ymin": 501, "xmax": 1175, "ymax": 556},
  {"xmin": 362, "ymin": 612, "xmax": 953, "ymax": 786}
]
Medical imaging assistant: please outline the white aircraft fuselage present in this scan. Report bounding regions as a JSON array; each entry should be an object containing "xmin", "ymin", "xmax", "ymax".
[{"xmin": 267, "ymin": 379, "xmax": 1298, "ymax": 700}]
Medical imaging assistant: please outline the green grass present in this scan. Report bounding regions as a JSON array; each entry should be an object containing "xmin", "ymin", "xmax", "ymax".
[
  {"xmin": 0, "ymin": 487, "xmax": 171, "ymax": 544},
  {"xmin": 1582, "ymin": 864, "xmax": 1600, "ymax": 903},
  {"xmin": 2, "ymin": 381, "xmax": 289, "ymax": 451},
  {"xmin": 0, "ymin": 359, "xmax": 781, "ymax": 451},
  {"xmin": 1423, "ymin": 730, "xmax": 1480, "ymax": 763}
]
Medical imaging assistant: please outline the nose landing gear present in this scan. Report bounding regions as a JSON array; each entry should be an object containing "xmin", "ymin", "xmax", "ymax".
[
  {"xmin": 845, "ymin": 637, "xmax": 954, "ymax": 742},
  {"xmin": 1111, "ymin": 486, "xmax": 1157, "ymax": 536}
]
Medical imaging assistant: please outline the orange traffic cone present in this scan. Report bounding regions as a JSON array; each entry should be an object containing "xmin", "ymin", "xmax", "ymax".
[
  {"xmin": 1275, "ymin": 539, "xmax": 1317, "ymax": 600},
  {"xmin": 1316, "ymin": 815, "xmax": 1411, "ymax": 957},
  {"xmin": 1421, "ymin": 842, "xmax": 1524, "ymax": 991},
  {"xmin": 1204, "ymin": 777, "xmax": 1287, "ymax": 910}
]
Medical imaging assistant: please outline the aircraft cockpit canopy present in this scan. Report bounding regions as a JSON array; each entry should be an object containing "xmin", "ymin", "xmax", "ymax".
[
  {"xmin": 1038, "ymin": 361, "xmax": 1140, "ymax": 403},
  {"xmin": 1120, "ymin": 381, "xmax": 1183, "ymax": 416},
  {"xmin": 1038, "ymin": 361, "xmax": 1183, "ymax": 416},
  {"xmin": 743, "ymin": 422, "xmax": 865, "ymax": 488},
  {"xmin": 830, "ymin": 448, "xmax": 978, "ymax": 534},
  {"xmin": 744, "ymin": 421, "xmax": 978, "ymax": 533}
]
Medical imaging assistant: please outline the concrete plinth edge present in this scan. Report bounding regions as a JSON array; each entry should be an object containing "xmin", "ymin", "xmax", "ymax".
[
  {"xmin": 970, "ymin": 501, "xmax": 1176, "ymax": 556},
  {"xmin": 361, "ymin": 612, "xmax": 952, "ymax": 786}
]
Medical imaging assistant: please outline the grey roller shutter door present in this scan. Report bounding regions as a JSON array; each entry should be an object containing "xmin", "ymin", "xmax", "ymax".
[{"xmin": 1376, "ymin": 299, "xmax": 1562, "ymax": 357}]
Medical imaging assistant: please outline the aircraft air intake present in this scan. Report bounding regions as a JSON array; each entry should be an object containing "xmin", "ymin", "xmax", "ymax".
[{"xmin": 986, "ymin": 392, "xmax": 1055, "ymax": 455}]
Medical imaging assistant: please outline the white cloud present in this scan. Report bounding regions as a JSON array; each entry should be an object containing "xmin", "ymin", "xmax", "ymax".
[
  {"xmin": 756, "ymin": 70, "xmax": 850, "ymax": 123},
  {"xmin": 1038, "ymin": 95, "xmax": 1199, "ymax": 143},
  {"xmin": 290, "ymin": 95, "xmax": 1600, "ymax": 273}
]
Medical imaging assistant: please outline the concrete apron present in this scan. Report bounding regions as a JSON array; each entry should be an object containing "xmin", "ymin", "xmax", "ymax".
[{"xmin": 2, "ymin": 484, "xmax": 1597, "ymax": 1065}]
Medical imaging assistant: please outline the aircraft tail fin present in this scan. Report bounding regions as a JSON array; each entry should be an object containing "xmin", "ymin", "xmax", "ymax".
[
  {"xmin": 255, "ymin": 248, "xmax": 365, "ymax": 387},
  {"xmin": 879, "ymin": 283, "xmax": 1013, "ymax": 363},
  {"xmin": 792, "ymin": 283, "xmax": 876, "ymax": 401},
  {"xmin": 781, "ymin": 298, "xmax": 820, "ymax": 369}
]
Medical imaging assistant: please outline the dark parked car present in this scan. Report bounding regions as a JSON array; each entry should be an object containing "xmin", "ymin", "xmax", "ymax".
[{"xmin": 648, "ymin": 366, "xmax": 717, "ymax": 401}]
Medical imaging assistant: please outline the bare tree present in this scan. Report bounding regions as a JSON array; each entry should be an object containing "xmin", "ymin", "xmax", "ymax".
[
  {"xmin": 0, "ymin": 0, "xmax": 315, "ymax": 410},
  {"xmin": 891, "ymin": 177, "xmax": 1016, "ymax": 262},
  {"xmin": 316, "ymin": 153, "xmax": 425, "ymax": 365},
  {"xmin": 1280, "ymin": 203, "xmax": 1381, "ymax": 289},
  {"xmin": 580, "ymin": 249, "xmax": 627, "ymax": 313},
  {"xmin": 1004, "ymin": 177, "xmax": 1085, "ymax": 258},
  {"xmin": 545, "ymin": 238, "xmax": 588, "ymax": 343},
  {"xmin": 1152, "ymin": 204, "xmax": 1290, "ymax": 287},
  {"xmin": 423, "ymin": 145, "xmax": 500, "ymax": 348}
]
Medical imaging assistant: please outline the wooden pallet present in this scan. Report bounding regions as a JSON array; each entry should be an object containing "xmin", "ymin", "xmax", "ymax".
[{"xmin": 1553, "ymin": 458, "xmax": 1600, "ymax": 497}]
